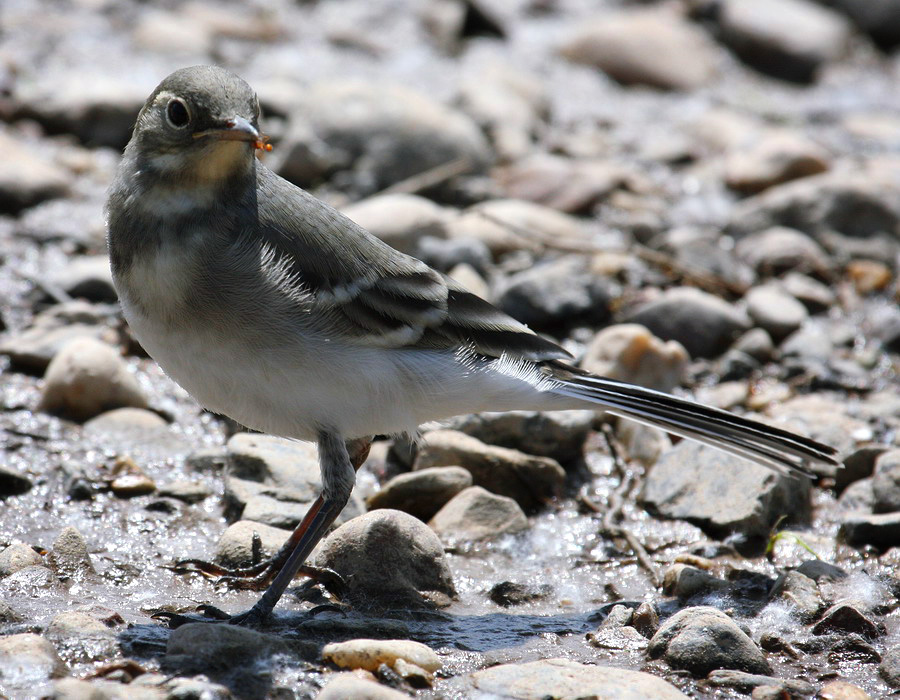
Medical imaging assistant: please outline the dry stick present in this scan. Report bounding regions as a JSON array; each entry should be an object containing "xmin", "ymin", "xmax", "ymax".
[{"xmin": 376, "ymin": 157, "xmax": 473, "ymax": 197}]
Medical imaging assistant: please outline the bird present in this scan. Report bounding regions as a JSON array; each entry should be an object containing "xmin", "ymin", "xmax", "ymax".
[{"xmin": 106, "ymin": 65, "xmax": 839, "ymax": 625}]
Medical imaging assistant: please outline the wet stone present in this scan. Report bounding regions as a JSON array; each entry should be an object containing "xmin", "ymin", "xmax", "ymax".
[
  {"xmin": 367, "ymin": 466, "xmax": 472, "ymax": 522},
  {"xmin": 156, "ymin": 480, "xmax": 212, "ymax": 504},
  {"xmin": 109, "ymin": 457, "xmax": 156, "ymax": 498},
  {"xmin": 642, "ymin": 441, "xmax": 810, "ymax": 539},
  {"xmin": 47, "ymin": 526, "xmax": 95, "ymax": 578},
  {"xmin": 317, "ymin": 673, "xmax": 409, "ymax": 700},
  {"xmin": 818, "ymin": 680, "xmax": 877, "ymax": 700},
  {"xmin": 581, "ymin": 323, "xmax": 688, "ymax": 393},
  {"xmin": 0, "ymin": 600, "xmax": 25, "ymax": 624},
  {"xmin": 647, "ymin": 606, "xmax": 772, "ymax": 676},
  {"xmin": 415, "ymin": 430, "xmax": 565, "ymax": 511},
  {"xmin": 429, "ymin": 486, "xmax": 529, "ymax": 543},
  {"xmin": 165, "ymin": 622, "xmax": 292, "ymax": 672},
  {"xmin": 489, "ymin": 581, "xmax": 553, "ymax": 607},
  {"xmin": 45, "ymin": 611, "xmax": 119, "ymax": 664},
  {"xmin": 322, "ymin": 638, "xmax": 441, "ymax": 674},
  {"xmin": 0, "ymin": 543, "xmax": 43, "ymax": 577},
  {"xmin": 631, "ymin": 602, "xmax": 659, "ymax": 639},
  {"xmin": 0, "ymin": 465, "xmax": 33, "ymax": 497},
  {"xmin": 314, "ymin": 509, "xmax": 457, "ymax": 610},
  {"xmin": 662, "ymin": 564, "xmax": 729, "ymax": 601},
  {"xmin": 795, "ymin": 559, "xmax": 847, "ymax": 583},
  {"xmin": 840, "ymin": 512, "xmax": 900, "ymax": 548},
  {"xmin": 50, "ymin": 677, "xmax": 165, "ymax": 699},
  {"xmin": 39, "ymin": 337, "xmax": 148, "ymax": 421},
  {"xmin": 0, "ymin": 633, "xmax": 69, "ymax": 688},
  {"xmin": 439, "ymin": 410, "xmax": 594, "ymax": 464},
  {"xmin": 624, "ymin": 287, "xmax": 751, "ymax": 359},
  {"xmin": 769, "ymin": 570, "xmax": 822, "ymax": 621},
  {"xmin": 812, "ymin": 603, "xmax": 882, "ymax": 639},
  {"xmin": 470, "ymin": 657, "xmax": 689, "ymax": 699},
  {"xmin": 881, "ymin": 644, "xmax": 900, "ymax": 688},
  {"xmin": 214, "ymin": 520, "xmax": 288, "ymax": 569},
  {"xmin": 707, "ymin": 669, "xmax": 814, "ymax": 696}
]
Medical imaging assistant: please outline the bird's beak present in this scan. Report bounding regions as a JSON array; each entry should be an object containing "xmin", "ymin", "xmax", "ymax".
[{"xmin": 193, "ymin": 116, "xmax": 260, "ymax": 143}]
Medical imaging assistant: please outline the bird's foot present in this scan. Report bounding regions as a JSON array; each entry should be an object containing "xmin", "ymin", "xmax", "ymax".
[{"xmin": 169, "ymin": 557, "xmax": 346, "ymax": 598}]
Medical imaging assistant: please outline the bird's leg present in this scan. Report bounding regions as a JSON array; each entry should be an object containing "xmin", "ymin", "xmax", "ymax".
[
  {"xmin": 227, "ymin": 431, "xmax": 359, "ymax": 625},
  {"xmin": 171, "ymin": 438, "xmax": 372, "ymax": 595}
]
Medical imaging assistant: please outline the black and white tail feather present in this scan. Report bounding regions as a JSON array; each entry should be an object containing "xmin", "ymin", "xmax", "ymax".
[{"xmin": 541, "ymin": 361, "xmax": 838, "ymax": 476}]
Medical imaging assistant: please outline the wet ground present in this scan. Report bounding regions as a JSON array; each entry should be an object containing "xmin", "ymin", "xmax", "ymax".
[{"xmin": 2, "ymin": 0, "xmax": 900, "ymax": 698}]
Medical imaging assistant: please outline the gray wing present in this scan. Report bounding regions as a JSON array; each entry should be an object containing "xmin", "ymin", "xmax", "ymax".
[{"xmin": 255, "ymin": 168, "xmax": 570, "ymax": 362}]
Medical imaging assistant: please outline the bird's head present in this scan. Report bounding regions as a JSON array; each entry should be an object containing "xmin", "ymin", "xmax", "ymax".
[{"xmin": 128, "ymin": 65, "xmax": 270, "ymax": 186}]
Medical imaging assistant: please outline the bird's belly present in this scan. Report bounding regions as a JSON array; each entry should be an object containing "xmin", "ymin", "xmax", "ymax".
[{"xmin": 122, "ymin": 302, "xmax": 525, "ymax": 441}]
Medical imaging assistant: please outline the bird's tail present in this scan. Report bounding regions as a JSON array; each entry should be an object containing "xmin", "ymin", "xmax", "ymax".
[{"xmin": 544, "ymin": 362, "xmax": 839, "ymax": 476}]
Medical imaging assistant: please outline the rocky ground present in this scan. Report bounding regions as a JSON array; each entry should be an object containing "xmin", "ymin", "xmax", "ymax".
[{"xmin": 1, "ymin": 0, "xmax": 900, "ymax": 698}]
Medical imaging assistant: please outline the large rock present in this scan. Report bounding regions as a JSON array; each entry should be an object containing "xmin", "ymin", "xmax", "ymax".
[
  {"xmin": 428, "ymin": 486, "xmax": 529, "ymax": 542},
  {"xmin": 560, "ymin": 9, "xmax": 717, "ymax": 90},
  {"xmin": 439, "ymin": 410, "xmax": 594, "ymax": 464},
  {"xmin": 314, "ymin": 510, "xmax": 456, "ymax": 609},
  {"xmin": 11, "ymin": 72, "xmax": 149, "ymax": 149},
  {"xmin": 0, "ymin": 543, "xmax": 42, "ymax": 577},
  {"xmin": 224, "ymin": 433, "xmax": 363, "ymax": 528},
  {"xmin": 581, "ymin": 324, "xmax": 688, "ymax": 393},
  {"xmin": 623, "ymin": 287, "xmax": 752, "ymax": 358},
  {"xmin": 0, "ymin": 633, "xmax": 68, "ymax": 689},
  {"xmin": 497, "ymin": 255, "xmax": 611, "ymax": 332},
  {"xmin": 641, "ymin": 441, "xmax": 811, "ymax": 539},
  {"xmin": 367, "ymin": 466, "xmax": 472, "ymax": 521},
  {"xmin": 716, "ymin": 0, "xmax": 851, "ymax": 83},
  {"xmin": 317, "ymin": 674, "xmax": 409, "ymax": 700},
  {"xmin": 341, "ymin": 193, "xmax": 450, "ymax": 255},
  {"xmin": 0, "ymin": 129, "xmax": 69, "ymax": 214},
  {"xmin": 648, "ymin": 606, "xmax": 771, "ymax": 675},
  {"xmin": 727, "ymin": 168, "xmax": 900, "ymax": 242},
  {"xmin": 415, "ymin": 430, "xmax": 565, "ymax": 511},
  {"xmin": 277, "ymin": 81, "xmax": 491, "ymax": 194},
  {"xmin": 470, "ymin": 658, "xmax": 689, "ymax": 699},
  {"xmin": 39, "ymin": 337, "xmax": 147, "ymax": 421},
  {"xmin": 213, "ymin": 520, "xmax": 291, "ymax": 569}
]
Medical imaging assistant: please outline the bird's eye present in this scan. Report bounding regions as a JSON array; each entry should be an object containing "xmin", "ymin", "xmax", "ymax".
[{"xmin": 166, "ymin": 98, "xmax": 190, "ymax": 128}]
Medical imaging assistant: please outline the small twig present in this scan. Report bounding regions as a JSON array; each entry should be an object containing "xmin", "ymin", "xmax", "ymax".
[{"xmin": 377, "ymin": 157, "xmax": 473, "ymax": 197}]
